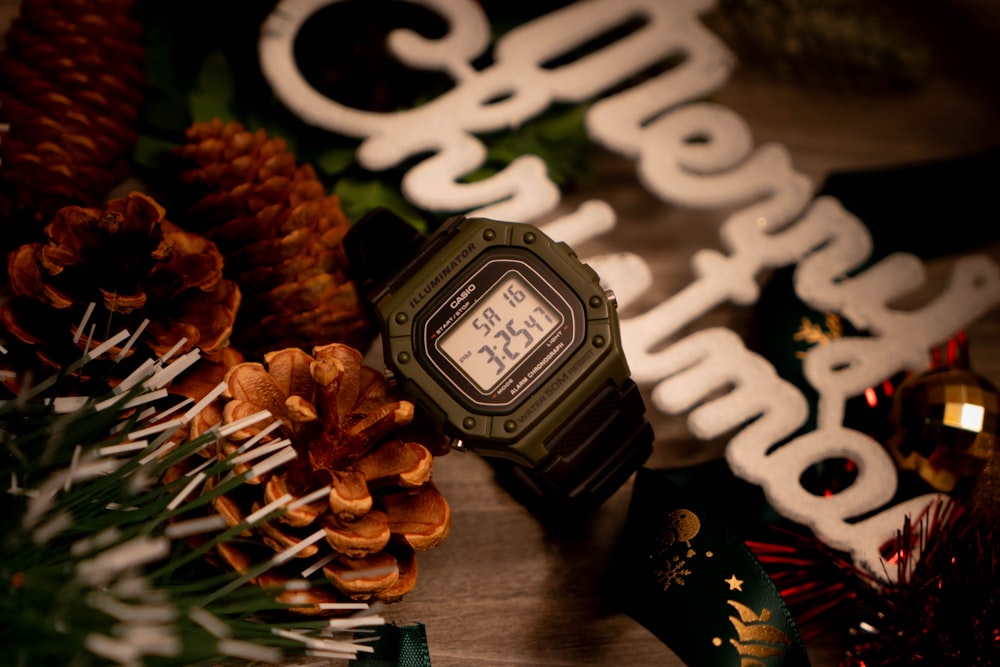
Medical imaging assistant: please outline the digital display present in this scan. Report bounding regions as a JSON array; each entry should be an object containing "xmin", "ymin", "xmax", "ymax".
[{"xmin": 436, "ymin": 271, "xmax": 563, "ymax": 392}]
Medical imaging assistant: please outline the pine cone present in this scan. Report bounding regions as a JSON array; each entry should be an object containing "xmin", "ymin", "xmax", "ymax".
[
  {"xmin": 1, "ymin": 191, "xmax": 241, "ymax": 392},
  {"xmin": 177, "ymin": 343, "xmax": 451, "ymax": 613},
  {"xmin": 0, "ymin": 0, "xmax": 145, "ymax": 253},
  {"xmin": 171, "ymin": 118, "xmax": 376, "ymax": 361}
]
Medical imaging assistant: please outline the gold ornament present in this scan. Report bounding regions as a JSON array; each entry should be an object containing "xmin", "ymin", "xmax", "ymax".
[{"xmin": 886, "ymin": 366, "xmax": 999, "ymax": 493}]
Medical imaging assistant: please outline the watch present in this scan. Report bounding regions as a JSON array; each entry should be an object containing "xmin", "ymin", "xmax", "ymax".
[{"xmin": 344, "ymin": 207, "xmax": 653, "ymax": 513}]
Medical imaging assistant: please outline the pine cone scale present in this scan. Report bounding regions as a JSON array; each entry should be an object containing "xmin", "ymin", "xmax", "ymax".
[
  {"xmin": 0, "ymin": 0, "xmax": 146, "ymax": 235},
  {"xmin": 171, "ymin": 119, "xmax": 376, "ymax": 358},
  {"xmin": 180, "ymin": 344, "xmax": 451, "ymax": 611},
  {"xmin": 2, "ymin": 192, "xmax": 241, "ymax": 388}
]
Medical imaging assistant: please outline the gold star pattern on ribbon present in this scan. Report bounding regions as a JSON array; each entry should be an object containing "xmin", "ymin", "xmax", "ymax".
[{"xmin": 616, "ymin": 467, "xmax": 810, "ymax": 666}]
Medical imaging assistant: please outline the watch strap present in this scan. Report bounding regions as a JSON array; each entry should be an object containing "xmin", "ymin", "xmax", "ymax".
[
  {"xmin": 343, "ymin": 207, "xmax": 428, "ymax": 304},
  {"xmin": 493, "ymin": 378, "xmax": 653, "ymax": 516},
  {"xmin": 345, "ymin": 208, "xmax": 471, "ymax": 305}
]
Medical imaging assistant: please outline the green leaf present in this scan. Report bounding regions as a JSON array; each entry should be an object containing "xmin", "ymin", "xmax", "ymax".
[
  {"xmin": 536, "ymin": 102, "xmax": 589, "ymax": 140},
  {"xmin": 334, "ymin": 178, "xmax": 428, "ymax": 233},
  {"xmin": 189, "ymin": 50, "xmax": 237, "ymax": 124},
  {"xmin": 314, "ymin": 146, "xmax": 358, "ymax": 178},
  {"xmin": 132, "ymin": 133, "xmax": 183, "ymax": 173},
  {"xmin": 464, "ymin": 102, "xmax": 595, "ymax": 186}
]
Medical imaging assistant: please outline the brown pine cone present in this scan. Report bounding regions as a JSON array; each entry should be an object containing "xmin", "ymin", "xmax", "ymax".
[
  {"xmin": 175, "ymin": 342, "xmax": 451, "ymax": 613},
  {"xmin": 171, "ymin": 118, "xmax": 376, "ymax": 361},
  {"xmin": 0, "ymin": 0, "xmax": 145, "ymax": 252},
  {"xmin": 1, "ymin": 191, "xmax": 240, "ymax": 393}
]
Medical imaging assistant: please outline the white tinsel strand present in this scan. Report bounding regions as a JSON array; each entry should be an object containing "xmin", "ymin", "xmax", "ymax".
[
  {"xmin": 76, "ymin": 536, "xmax": 172, "ymax": 587},
  {"xmin": 73, "ymin": 302, "xmax": 98, "ymax": 346}
]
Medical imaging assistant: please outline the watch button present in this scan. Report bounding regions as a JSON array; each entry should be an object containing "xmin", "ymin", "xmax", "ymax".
[
  {"xmin": 459, "ymin": 414, "xmax": 489, "ymax": 437},
  {"xmin": 451, "ymin": 414, "xmax": 494, "ymax": 443}
]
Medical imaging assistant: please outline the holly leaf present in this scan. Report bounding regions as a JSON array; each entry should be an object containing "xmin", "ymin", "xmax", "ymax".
[
  {"xmin": 133, "ymin": 133, "xmax": 185, "ymax": 173},
  {"xmin": 334, "ymin": 178, "xmax": 429, "ymax": 233},
  {"xmin": 189, "ymin": 50, "xmax": 237, "ymax": 124},
  {"xmin": 315, "ymin": 146, "xmax": 359, "ymax": 179},
  {"xmin": 468, "ymin": 102, "xmax": 594, "ymax": 186}
]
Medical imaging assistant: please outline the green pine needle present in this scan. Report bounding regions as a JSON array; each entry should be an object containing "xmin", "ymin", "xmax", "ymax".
[{"xmin": 1, "ymin": 334, "xmax": 384, "ymax": 666}]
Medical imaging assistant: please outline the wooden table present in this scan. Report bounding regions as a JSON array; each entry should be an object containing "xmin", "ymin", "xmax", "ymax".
[
  {"xmin": 2, "ymin": 1, "xmax": 998, "ymax": 665},
  {"xmin": 384, "ymin": 3, "xmax": 1000, "ymax": 666}
]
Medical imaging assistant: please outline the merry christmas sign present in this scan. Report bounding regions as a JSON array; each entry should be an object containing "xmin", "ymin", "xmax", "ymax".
[{"xmin": 259, "ymin": 0, "xmax": 1000, "ymax": 583}]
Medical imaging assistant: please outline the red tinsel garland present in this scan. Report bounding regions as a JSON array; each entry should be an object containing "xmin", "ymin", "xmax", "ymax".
[{"xmin": 751, "ymin": 500, "xmax": 999, "ymax": 666}]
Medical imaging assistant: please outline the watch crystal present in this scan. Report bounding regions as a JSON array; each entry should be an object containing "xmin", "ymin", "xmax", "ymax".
[{"xmin": 436, "ymin": 271, "xmax": 563, "ymax": 392}]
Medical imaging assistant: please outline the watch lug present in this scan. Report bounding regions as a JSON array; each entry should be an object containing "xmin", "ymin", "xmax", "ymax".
[{"xmin": 605, "ymin": 288, "xmax": 618, "ymax": 309}]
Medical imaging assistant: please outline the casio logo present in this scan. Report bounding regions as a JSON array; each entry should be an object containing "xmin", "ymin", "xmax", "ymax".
[{"xmin": 450, "ymin": 284, "xmax": 476, "ymax": 309}]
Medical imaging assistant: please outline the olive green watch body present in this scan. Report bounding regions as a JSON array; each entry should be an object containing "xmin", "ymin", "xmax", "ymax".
[
  {"xmin": 375, "ymin": 215, "xmax": 630, "ymax": 467},
  {"xmin": 344, "ymin": 208, "xmax": 652, "ymax": 511}
]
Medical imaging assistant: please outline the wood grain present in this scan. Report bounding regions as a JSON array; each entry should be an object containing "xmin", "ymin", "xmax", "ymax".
[
  {"xmin": 1, "ymin": 1, "xmax": 997, "ymax": 665},
  {"xmin": 391, "ymin": 4, "xmax": 1000, "ymax": 666}
]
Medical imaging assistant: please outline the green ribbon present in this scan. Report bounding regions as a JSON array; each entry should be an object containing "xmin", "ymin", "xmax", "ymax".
[
  {"xmin": 351, "ymin": 622, "xmax": 433, "ymax": 667},
  {"xmin": 350, "ymin": 466, "xmax": 811, "ymax": 667},
  {"xmin": 615, "ymin": 467, "xmax": 811, "ymax": 667}
]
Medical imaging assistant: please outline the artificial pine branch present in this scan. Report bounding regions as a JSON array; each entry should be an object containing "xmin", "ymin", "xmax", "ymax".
[{"xmin": 1, "ymin": 328, "xmax": 386, "ymax": 666}]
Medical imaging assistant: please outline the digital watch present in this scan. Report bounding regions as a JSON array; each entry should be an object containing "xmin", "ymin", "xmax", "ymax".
[{"xmin": 344, "ymin": 208, "xmax": 653, "ymax": 512}]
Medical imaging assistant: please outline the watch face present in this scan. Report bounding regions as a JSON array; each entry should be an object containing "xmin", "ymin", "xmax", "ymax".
[
  {"xmin": 436, "ymin": 270, "xmax": 564, "ymax": 392},
  {"xmin": 420, "ymin": 249, "xmax": 585, "ymax": 411}
]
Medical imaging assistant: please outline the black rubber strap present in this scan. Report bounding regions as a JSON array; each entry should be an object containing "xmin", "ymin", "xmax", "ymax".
[
  {"xmin": 344, "ymin": 207, "xmax": 474, "ymax": 308},
  {"xmin": 345, "ymin": 207, "xmax": 653, "ymax": 515},
  {"xmin": 343, "ymin": 207, "xmax": 430, "ymax": 304},
  {"xmin": 496, "ymin": 378, "xmax": 653, "ymax": 516}
]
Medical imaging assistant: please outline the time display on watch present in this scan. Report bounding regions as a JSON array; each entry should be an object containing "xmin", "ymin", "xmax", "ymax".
[
  {"xmin": 420, "ymin": 250, "xmax": 584, "ymax": 410},
  {"xmin": 436, "ymin": 271, "xmax": 564, "ymax": 393}
]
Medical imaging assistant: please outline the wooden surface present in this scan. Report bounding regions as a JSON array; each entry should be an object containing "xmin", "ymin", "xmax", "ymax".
[
  {"xmin": 376, "ymin": 4, "xmax": 1000, "ymax": 667},
  {"xmin": 3, "ymin": 2, "xmax": 999, "ymax": 666}
]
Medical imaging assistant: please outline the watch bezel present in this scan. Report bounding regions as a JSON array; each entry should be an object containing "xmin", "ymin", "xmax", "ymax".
[{"xmin": 375, "ymin": 216, "xmax": 628, "ymax": 466}]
